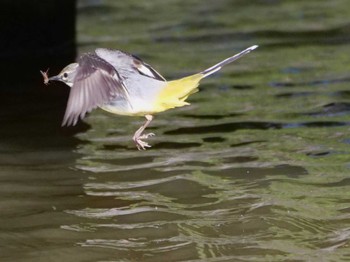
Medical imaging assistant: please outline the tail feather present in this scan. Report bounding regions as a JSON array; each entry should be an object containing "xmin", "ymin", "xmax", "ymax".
[
  {"xmin": 201, "ymin": 45, "xmax": 258, "ymax": 77},
  {"xmin": 153, "ymin": 45, "xmax": 258, "ymax": 113}
]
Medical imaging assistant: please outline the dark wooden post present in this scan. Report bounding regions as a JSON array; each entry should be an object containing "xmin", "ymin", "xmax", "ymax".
[{"xmin": 0, "ymin": 0, "xmax": 76, "ymax": 88}]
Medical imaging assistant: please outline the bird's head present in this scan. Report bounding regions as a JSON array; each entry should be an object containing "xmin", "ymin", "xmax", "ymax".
[{"xmin": 48, "ymin": 63, "xmax": 79, "ymax": 87}]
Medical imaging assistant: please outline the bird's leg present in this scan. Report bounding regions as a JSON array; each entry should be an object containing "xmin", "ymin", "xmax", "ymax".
[{"xmin": 133, "ymin": 114, "xmax": 155, "ymax": 150}]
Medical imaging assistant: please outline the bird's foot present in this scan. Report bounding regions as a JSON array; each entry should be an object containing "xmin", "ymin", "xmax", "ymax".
[
  {"xmin": 139, "ymin": 133, "xmax": 155, "ymax": 140},
  {"xmin": 133, "ymin": 133, "xmax": 155, "ymax": 150}
]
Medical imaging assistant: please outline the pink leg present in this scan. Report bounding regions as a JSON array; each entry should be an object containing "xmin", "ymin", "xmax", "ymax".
[{"xmin": 132, "ymin": 115, "xmax": 155, "ymax": 150}]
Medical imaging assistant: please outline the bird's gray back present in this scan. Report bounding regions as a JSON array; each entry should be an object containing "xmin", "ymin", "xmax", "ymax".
[{"xmin": 95, "ymin": 48, "xmax": 167, "ymax": 114}]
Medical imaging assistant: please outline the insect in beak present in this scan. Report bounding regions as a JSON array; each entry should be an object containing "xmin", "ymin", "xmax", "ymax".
[{"xmin": 40, "ymin": 68, "xmax": 50, "ymax": 85}]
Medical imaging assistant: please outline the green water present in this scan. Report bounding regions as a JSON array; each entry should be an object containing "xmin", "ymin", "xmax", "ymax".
[{"xmin": 1, "ymin": 0, "xmax": 350, "ymax": 261}]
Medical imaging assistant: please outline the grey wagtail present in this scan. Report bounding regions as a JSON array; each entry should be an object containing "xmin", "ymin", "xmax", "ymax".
[{"xmin": 41, "ymin": 45, "xmax": 258, "ymax": 150}]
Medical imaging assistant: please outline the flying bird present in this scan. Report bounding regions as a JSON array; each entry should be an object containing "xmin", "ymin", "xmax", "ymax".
[{"xmin": 43, "ymin": 45, "xmax": 258, "ymax": 150}]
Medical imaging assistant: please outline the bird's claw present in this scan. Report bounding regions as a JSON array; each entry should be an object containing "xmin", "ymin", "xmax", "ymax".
[
  {"xmin": 133, "ymin": 133, "xmax": 155, "ymax": 150},
  {"xmin": 135, "ymin": 139, "xmax": 151, "ymax": 150},
  {"xmin": 139, "ymin": 133, "xmax": 155, "ymax": 139}
]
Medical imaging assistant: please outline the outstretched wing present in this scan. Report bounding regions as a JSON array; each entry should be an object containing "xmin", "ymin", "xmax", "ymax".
[{"xmin": 62, "ymin": 53, "xmax": 130, "ymax": 126}]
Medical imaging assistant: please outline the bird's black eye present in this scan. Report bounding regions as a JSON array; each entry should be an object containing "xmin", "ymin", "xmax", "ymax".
[{"xmin": 63, "ymin": 73, "xmax": 68, "ymax": 78}]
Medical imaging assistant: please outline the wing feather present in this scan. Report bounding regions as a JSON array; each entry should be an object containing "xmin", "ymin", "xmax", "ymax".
[
  {"xmin": 95, "ymin": 48, "xmax": 166, "ymax": 81},
  {"xmin": 62, "ymin": 53, "xmax": 129, "ymax": 126}
]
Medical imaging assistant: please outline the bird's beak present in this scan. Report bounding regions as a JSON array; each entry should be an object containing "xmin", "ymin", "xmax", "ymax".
[{"xmin": 48, "ymin": 75, "xmax": 61, "ymax": 82}]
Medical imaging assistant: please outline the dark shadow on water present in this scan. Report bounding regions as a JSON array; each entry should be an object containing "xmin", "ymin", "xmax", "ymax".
[
  {"xmin": 270, "ymin": 76, "xmax": 350, "ymax": 88},
  {"xmin": 182, "ymin": 113, "xmax": 244, "ymax": 120},
  {"xmin": 320, "ymin": 178, "xmax": 350, "ymax": 187},
  {"xmin": 303, "ymin": 102, "xmax": 350, "ymax": 117},
  {"xmin": 0, "ymin": 88, "xmax": 88, "ymax": 151},
  {"xmin": 223, "ymin": 156, "xmax": 259, "ymax": 163},
  {"xmin": 202, "ymin": 136, "xmax": 226, "ymax": 143},
  {"xmin": 275, "ymin": 91, "xmax": 315, "ymax": 98},
  {"xmin": 332, "ymin": 90, "xmax": 350, "ymax": 99},
  {"xmin": 216, "ymin": 83, "xmax": 256, "ymax": 91},
  {"xmin": 103, "ymin": 144, "xmax": 130, "ymax": 150},
  {"xmin": 301, "ymin": 121, "xmax": 349, "ymax": 127},
  {"xmin": 97, "ymin": 156, "xmax": 155, "ymax": 166},
  {"xmin": 282, "ymin": 121, "xmax": 349, "ymax": 129},
  {"xmin": 298, "ymin": 177, "xmax": 350, "ymax": 188},
  {"xmin": 210, "ymin": 164, "xmax": 308, "ymax": 180},
  {"xmin": 306, "ymin": 151, "xmax": 331, "ymax": 157},
  {"xmin": 231, "ymin": 140, "xmax": 266, "ymax": 148},
  {"xmin": 154, "ymin": 141, "xmax": 202, "ymax": 149},
  {"xmin": 231, "ymin": 84, "xmax": 256, "ymax": 90},
  {"xmin": 165, "ymin": 121, "xmax": 283, "ymax": 135}
]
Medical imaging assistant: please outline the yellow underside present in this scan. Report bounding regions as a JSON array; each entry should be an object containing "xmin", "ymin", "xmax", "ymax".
[
  {"xmin": 100, "ymin": 73, "xmax": 204, "ymax": 116},
  {"xmin": 152, "ymin": 73, "xmax": 204, "ymax": 113}
]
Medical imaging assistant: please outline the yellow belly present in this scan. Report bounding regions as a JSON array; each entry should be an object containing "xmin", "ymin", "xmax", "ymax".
[
  {"xmin": 152, "ymin": 73, "xmax": 203, "ymax": 113},
  {"xmin": 100, "ymin": 73, "xmax": 203, "ymax": 116}
]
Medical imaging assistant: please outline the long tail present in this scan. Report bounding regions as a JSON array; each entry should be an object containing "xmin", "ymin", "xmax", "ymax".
[
  {"xmin": 201, "ymin": 45, "xmax": 258, "ymax": 77},
  {"xmin": 154, "ymin": 45, "xmax": 258, "ymax": 112}
]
